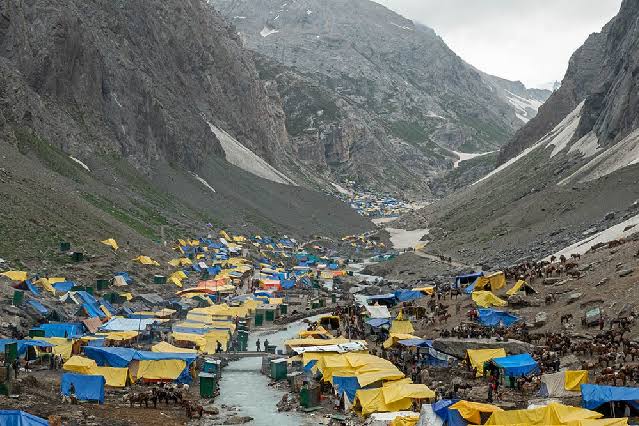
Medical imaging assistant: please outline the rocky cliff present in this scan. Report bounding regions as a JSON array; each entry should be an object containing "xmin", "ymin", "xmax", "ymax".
[
  {"xmin": 401, "ymin": 0, "xmax": 639, "ymax": 266},
  {"xmin": 212, "ymin": 0, "xmax": 549, "ymax": 199}
]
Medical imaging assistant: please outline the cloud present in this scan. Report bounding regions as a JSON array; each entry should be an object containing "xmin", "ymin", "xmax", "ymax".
[{"xmin": 373, "ymin": 0, "xmax": 623, "ymax": 88}]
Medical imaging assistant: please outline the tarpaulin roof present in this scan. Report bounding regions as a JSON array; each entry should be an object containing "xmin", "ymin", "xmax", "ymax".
[
  {"xmin": 63, "ymin": 356, "xmax": 98, "ymax": 375},
  {"xmin": 467, "ymin": 348, "xmax": 507, "ymax": 376},
  {"xmin": 506, "ymin": 280, "xmax": 526, "ymax": 296},
  {"xmin": 27, "ymin": 300, "xmax": 48, "ymax": 315},
  {"xmin": 581, "ymin": 384, "xmax": 639, "ymax": 410},
  {"xmin": 52, "ymin": 281, "xmax": 74, "ymax": 293},
  {"xmin": 383, "ymin": 333, "xmax": 420, "ymax": 349},
  {"xmin": 0, "ymin": 410, "xmax": 49, "ymax": 426},
  {"xmin": 478, "ymin": 309, "xmax": 519, "ymax": 327},
  {"xmin": 473, "ymin": 271, "xmax": 506, "ymax": 292},
  {"xmin": 151, "ymin": 342, "xmax": 198, "ymax": 354},
  {"xmin": 101, "ymin": 239, "xmax": 119, "ymax": 251},
  {"xmin": 565, "ymin": 370, "xmax": 589, "ymax": 391},
  {"xmin": 130, "ymin": 359, "xmax": 186, "ymax": 381},
  {"xmin": 539, "ymin": 372, "xmax": 581, "ymax": 398},
  {"xmin": 83, "ymin": 347, "xmax": 196, "ymax": 368},
  {"xmin": 100, "ymin": 318, "xmax": 157, "ymax": 331},
  {"xmin": 393, "ymin": 290, "xmax": 423, "ymax": 303},
  {"xmin": 485, "ymin": 402, "xmax": 603, "ymax": 425},
  {"xmin": 382, "ymin": 381, "xmax": 435, "ymax": 404},
  {"xmin": 398, "ymin": 339, "xmax": 432, "ymax": 348},
  {"xmin": 450, "ymin": 400, "xmax": 503, "ymax": 424},
  {"xmin": 389, "ymin": 320, "xmax": 414, "ymax": 335},
  {"xmin": 333, "ymin": 376, "xmax": 360, "ymax": 402},
  {"xmin": 92, "ymin": 366, "xmax": 128, "ymax": 387},
  {"xmin": 492, "ymin": 353, "xmax": 540, "ymax": 377},
  {"xmin": 0, "ymin": 271, "xmax": 28, "ymax": 281},
  {"xmin": 61, "ymin": 373, "xmax": 105, "ymax": 404},
  {"xmin": 354, "ymin": 380, "xmax": 434, "ymax": 416},
  {"xmin": 366, "ymin": 318, "xmax": 391, "ymax": 328},
  {"xmin": 25, "ymin": 280, "xmax": 40, "ymax": 296},
  {"xmin": 32, "ymin": 323, "xmax": 83, "ymax": 338},
  {"xmin": 472, "ymin": 291, "xmax": 508, "ymax": 308},
  {"xmin": 364, "ymin": 305, "xmax": 391, "ymax": 319}
]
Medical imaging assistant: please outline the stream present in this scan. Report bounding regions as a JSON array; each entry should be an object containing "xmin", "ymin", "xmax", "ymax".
[{"xmin": 215, "ymin": 315, "xmax": 323, "ymax": 425}]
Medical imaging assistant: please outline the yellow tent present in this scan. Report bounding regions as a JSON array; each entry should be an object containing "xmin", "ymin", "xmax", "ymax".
[
  {"xmin": 93, "ymin": 366, "xmax": 129, "ymax": 387},
  {"xmin": 383, "ymin": 333, "xmax": 420, "ymax": 349},
  {"xmin": 412, "ymin": 286, "xmax": 434, "ymax": 295},
  {"xmin": 506, "ymin": 280, "xmax": 526, "ymax": 296},
  {"xmin": 382, "ymin": 380, "xmax": 435, "ymax": 404},
  {"xmin": 451, "ymin": 400, "xmax": 503, "ymax": 424},
  {"xmin": 169, "ymin": 258, "xmax": 192, "ymax": 267},
  {"xmin": 474, "ymin": 272, "xmax": 506, "ymax": 292},
  {"xmin": 33, "ymin": 278, "xmax": 56, "ymax": 294},
  {"xmin": 101, "ymin": 238, "xmax": 119, "ymax": 250},
  {"xmin": 565, "ymin": 370, "xmax": 589, "ymax": 391},
  {"xmin": 0, "ymin": 271, "xmax": 27, "ymax": 281},
  {"xmin": 37, "ymin": 337, "xmax": 74, "ymax": 360},
  {"xmin": 467, "ymin": 348, "xmax": 507, "ymax": 376},
  {"xmin": 132, "ymin": 256, "xmax": 160, "ymax": 266},
  {"xmin": 130, "ymin": 359, "xmax": 186, "ymax": 381},
  {"xmin": 472, "ymin": 291, "xmax": 508, "ymax": 308},
  {"xmin": 97, "ymin": 331, "xmax": 139, "ymax": 341},
  {"xmin": 152, "ymin": 341, "xmax": 198, "ymax": 354},
  {"xmin": 63, "ymin": 356, "xmax": 98, "ymax": 375},
  {"xmin": 390, "ymin": 320, "xmax": 415, "ymax": 334},
  {"xmin": 390, "ymin": 416, "xmax": 420, "ymax": 426},
  {"xmin": 485, "ymin": 402, "xmax": 605, "ymax": 425},
  {"xmin": 354, "ymin": 387, "xmax": 412, "ymax": 416}
]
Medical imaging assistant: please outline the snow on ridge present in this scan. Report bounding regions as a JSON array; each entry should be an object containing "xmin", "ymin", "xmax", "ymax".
[
  {"xmin": 451, "ymin": 150, "xmax": 495, "ymax": 169},
  {"xmin": 505, "ymin": 90, "xmax": 543, "ymax": 123},
  {"xmin": 191, "ymin": 173, "xmax": 216, "ymax": 193},
  {"xmin": 260, "ymin": 26, "xmax": 279, "ymax": 37},
  {"xmin": 69, "ymin": 156, "xmax": 90, "ymax": 172},
  {"xmin": 389, "ymin": 22, "xmax": 413, "ymax": 31},
  {"xmin": 473, "ymin": 102, "xmax": 585, "ymax": 186},
  {"xmin": 205, "ymin": 120, "xmax": 295, "ymax": 186}
]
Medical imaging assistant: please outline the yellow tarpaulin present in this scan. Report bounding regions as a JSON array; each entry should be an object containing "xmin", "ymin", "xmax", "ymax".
[
  {"xmin": 485, "ymin": 402, "xmax": 604, "ymax": 425},
  {"xmin": 506, "ymin": 280, "xmax": 526, "ymax": 296},
  {"xmin": 382, "ymin": 381, "xmax": 435, "ymax": 404},
  {"xmin": 33, "ymin": 278, "xmax": 56, "ymax": 294},
  {"xmin": 467, "ymin": 348, "xmax": 507, "ymax": 376},
  {"xmin": 353, "ymin": 387, "xmax": 412, "ymax": 416},
  {"xmin": 93, "ymin": 366, "xmax": 129, "ymax": 387},
  {"xmin": 412, "ymin": 286, "xmax": 434, "ymax": 295},
  {"xmin": 269, "ymin": 298, "xmax": 284, "ymax": 305},
  {"xmin": 151, "ymin": 341, "xmax": 198, "ymax": 354},
  {"xmin": 285, "ymin": 337, "xmax": 350, "ymax": 348},
  {"xmin": 63, "ymin": 356, "xmax": 98, "ymax": 375},
  {"xmin": 0, "ymin": 271, "xmax": 27, "ymax": 281},
  {"xmin": 565, "ymin": 370, "xmax": 589, "ymax": 391},
  {"xmin": 101, "ymin": 238, "xmax": 119, "ymax": 250},
  {"xmin": 390, "ymin": 320, "xmax": 415, "ymax": 335},
  {"xmin": 133, "ymin": 256, "xmax": 160, "ymax": 266},
  {"xmin": 474, "ymin": 271, "xmax": 506, "ymax": 292},
  {"xmin": 472, "ymin": 291, "xmax": 508, "ymax": 308},
  {"xmin": 169, "ymin": 258, "xmax": 192, "ymax": 267},
  {"xmin": 38, "ymin": 337, "xmax": 74, "ymax": 360},
  {"xmin": 383, "ymin": 333, "xmax": 420, "ymax": 349},
  {"xmin": 390, "ymin": 416, "xmax": 420, "ymax": 426},
  {"xmin": 97, "ymin": 331, "xmax": 139, "ymax": 341},
  {"xmin": 451, "ymin": 400, "xmax": 503, "ymax": 424},
  {"xmin": 130, "ymin": 359, "xmax": 186, "ymax": 381}
]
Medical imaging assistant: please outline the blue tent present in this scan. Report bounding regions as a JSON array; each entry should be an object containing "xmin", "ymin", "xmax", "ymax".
[
  {"xmin": 398, "ymin": 339, "xmax": 432, "ymax": 348},
  {"xmin": 281, "ymin": 279, "xmax": 296, "ymax": 289},
  {"xmin": 432, "ymin": 399, "xmax": 467, "ymax": 426},
  {"xmin": 393, "ymin": 290, "xmax": 424, "ymax": 303},
  {"xmin": 0, "ymin": 410, "xmax": 49, "ymax": 426},
  {"xmin": 581, "ymin": 384, "xmax": 639, "ymax": 410},
  {"xmin": 52, "ymin": 281, "xmax": 75, "ymax": 293},
  {"xmin": 27, "ymin": 300, "xmax": 48, "ymax": 315},
  {"xmin": 25, "ymin": 280, "xmax": 40, "ymax": 296},
  {"xmin": 333, "ymin": 376, "xmax": 360, "ymax": 402},
  {"xmin": 31, "ymin": 323, "xmax": 84, "ymax": 338},
  {"xmin": 365, "ymin": 318, "xmax": 391, "ymax": 328},
  {"xmin": 0, "ymin": 340, "xmax": 54, "ymax": 357},
  {"xmin": 114, "ymin": 272, "xmax": 132, "ymax": 284},
  {"xmin": 61, "ymin": 373, "xmax": 105, "ymax": 404},
  {"xmin": 477, "ymin": 309, "xmax": 519, "ymax": 327},
  {"xmin": 492, "ymin": 353, "xmax": 539, "ymax": 377}
]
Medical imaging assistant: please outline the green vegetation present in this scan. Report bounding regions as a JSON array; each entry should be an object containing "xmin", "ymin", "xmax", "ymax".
[
  {"xmin": 387, "ymin": 120, "xmax": 428, "ymax": 143},
  {"xmin": 82, "ymin": 193, "xmax": 158, "ymax": 240}
]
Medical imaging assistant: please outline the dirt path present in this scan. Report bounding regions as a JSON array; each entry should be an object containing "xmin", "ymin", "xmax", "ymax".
[{"xmin": 414, "ymin": 249, "xmax": 475, "ymax": 269}]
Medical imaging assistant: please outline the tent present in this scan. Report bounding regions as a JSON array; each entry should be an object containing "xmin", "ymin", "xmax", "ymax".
[
  {"xmin": 333, "ymin": 375, "xmax": 361, "ymax": 402},
  {"xmin": 467, "ymin": 348, "xmax": 507, "ymax": 376},
  {"xmin": 129, "ymin": 359, "xmax": 186, "ymax": 382},
  {"xmin": 364, "ymin": 305, "xmax": 391, "ymax": 319},
  {"xmin": 367, "ymin": 294, "xmax": 397, "ymax": 306},
  {"xmin": 565, "ymin": 370, "xmax": 589, "ymax": 391},
  {"xmin": 394, "ymin": 290, "xmax": 424, "ymax": 303},
  {"xmin": 63, "ymin": 356, "xmax": 98, "ymax": 375},
  {"xmin": 61, "ymin": 373, "xmax": 105, "ymax": 404},
  {"xmin": 354, "ymin": 381, "xmax": 434, "ymax": 416},
  {"xmin": 456, "ymin": 272, "xmax": 483, "ymax": 288},
  {"xmin": 485, "ymin": 402, "xmax": 604, "ymax": 425},
  {"xmin": 383, "ymin": 333, "xmax": 421, "ymax": 349},
  {"xmin": 100, "ymin": 318, "xmax": 157, "ymax": 332},
  {"xmin": 0, "ymin": 410, "xmax": 49, "ymax": 426},
  {"xmin": 101, "ymin": 239, "xmax": 119, "ymax": 251},
  {"xmin": 581, "ymin": 384, "xmax": 639, "ymax": 410},
  {"xmin": 477, "ymin": 309, "xmax": 519, "ymax": 327},
  {"xmin": 365, "ymin": 318, "xmax": 391, "ymax": 329},
  {"xmin": 472, "ymin": 291, "xmax": 508, "ymax": 308},
  {"xmin": 0, "ymin": 271, "xmax": 28, "ymax": 281},
  {"xmin": 390, "ymin": 320, "xmax": 414, "ymax": 335},
  {"xmin": 506, "ymin": 280, "xmax": 537, "ymax": 296},
  {"xmin": 473, "ymin": 272, "xmax": 506, "ymax": 292},
  {"xmin": 92, "ymin": 366, "xmax": 129, "ymax": 387},
  {"xmin": 450, "ymin": 400, "xmax": 503, "ymax": 424},
  {"xmin": 151, "ymin": 342, "xmax": 198, "ymax": 354},
  {"xmin": 31, "ymin": 323, "xmax": 83, "ymax": 338},
  {"xmin": 492, "ymin": 353, "xmax": 540, "ymax": 377},
  {"xmin": 539, "ymin": 372, "xmax": 582, "ymax": 398},
  {"xmin": 132, "ymin": 256, "xmax": 160, "ymax": 266}
]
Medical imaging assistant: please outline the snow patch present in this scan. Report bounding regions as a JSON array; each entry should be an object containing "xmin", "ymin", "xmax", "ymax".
[
  {"xmin": 205, "ymin": 120, "xmax": 295, "ymax": 186},
  {"xmin": 473, "ymin": 102, "xmax": 585, "ymax": 186},
  {"xmin": 386, "ymin": 228, "xmax": 429, "ymax": 250},
  {"xmin": 559, "ymin": 128, "xmax": 639, "ymax": 185},
  {"xmin": 191, "ymin": 173, "xmax": 216, "ymax": 193},
  {"xmin": 426, "ymin": 111, "xmax": 445, "ymax": 120},
  {"xmin": 451, "ymin": 150, "xmax": 495, "ymax": 168},
  {"xmin": 306, "ymin": 9, "xmax": 313, "ymax": 15},
  {"xmin": 389, "ymin": 22, "xmax": 413, "ymax": 31},
  {"xmin": 112, "ymin": 93, "xmax": 123, "ymax": 108},
  {"xmin": 506, "ymin": 90, "xmax": 543, "ymax": 123},
  {"xmin": 69, "ymin": 156, "xmax": 90, "ymax": 172},
  {"xmin": 549, "ymin": 213, "xmax": 639, "ymax": 259},
  {"xmin": 233, "ymin": 16, "xmax": 247, "ymax": 19},
  {"xmin": 331, "ymin": 182, "xmax": 352, "ymax": 196},
  {"xmin": 260, "ymin": 26, "xmax": 279, "ymax": 37}
]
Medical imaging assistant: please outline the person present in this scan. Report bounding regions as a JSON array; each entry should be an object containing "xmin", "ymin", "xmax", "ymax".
[
  {"xmin": 50, "ymin": 354, "xmax": 55, "ymax": 370},
  {"xmin": 12, "ymin": 359, "xmax": 18, "ymax": 379},
  {"xmin": 264, "ymin": 339, "xmax": 270, "ymax": 353},
  {"xmin": 487, "ymin": 382, "xmax": 493, "ymax": 403},
  {"xmin": 216, "ymin": 340, "xmax": 222, "ymax": 354},
  {"xmin": 256, "ymin": 338, "xmax": 261, "ymax": 352},
  {"xmin": 62, "ymin": 383, "xmax": 76, "ymax": 404}
]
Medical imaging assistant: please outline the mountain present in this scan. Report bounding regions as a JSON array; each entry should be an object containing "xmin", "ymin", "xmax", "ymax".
[
  {"xmin": 400, "ymin": 0, "xmax": 639, "ymax": 266},
  {"xmin": 535, "ymin": 81, "xmax": 562, "ymax": 92},
  {"xmin": 0, "ymin": 0, "xmax": 371, "ymax": 262},
  {"xmin": 211, "ymin": 0, "xmax": 550, "ymax": 199}
]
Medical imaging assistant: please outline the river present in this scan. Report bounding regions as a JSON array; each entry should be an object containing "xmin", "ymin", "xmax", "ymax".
[{"xmin": 215, "ymin": 315, "xmax": 323, "ymax": 425}]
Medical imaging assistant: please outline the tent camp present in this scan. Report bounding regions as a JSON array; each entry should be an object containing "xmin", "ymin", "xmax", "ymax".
[
  {"xmin": 472, "ymin": 272, "xmax": 506, "ymax": 292},
  {"xmin": 467, "ymin": 348, "xmax": 507, "ymax": 376},
  {"xmin": 353, "ymin": 380, "xmax": 435, "ymax": 416},
  {"xmin": 0, "ymin": 410, "xmax": 49, "ymax": 426},
  {"xmin": 485, "ymin": 402, "xmax": 606, "ymax": 425},
  {"xmin": 491, "ymin": 353, "xmax": 540, "ymax": 377},
  {"xmin": 61, "ymin": 373, "xmax": 105, "ymax": 404}
]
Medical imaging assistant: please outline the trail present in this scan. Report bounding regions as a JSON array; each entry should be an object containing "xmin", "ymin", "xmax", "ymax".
[{"xmin": 414, "ymin": 249, "xmax": 475, "ymax": 269}]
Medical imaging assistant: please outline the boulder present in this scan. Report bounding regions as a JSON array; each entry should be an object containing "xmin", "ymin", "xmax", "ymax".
[
  {"xmin": 534, "ymin": 312, "xmax": 548, "ymax": 326},
  {"xmin": 619, "ymin": 269, "xmax": 634, "ymax": 278},
  {"xmin": 432, "ymin": 338, "xmax": 535, "ymax": 359}
]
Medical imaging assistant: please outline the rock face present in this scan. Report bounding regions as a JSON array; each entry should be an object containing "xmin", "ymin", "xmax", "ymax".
[
  {"xmin": 211, "ymin": 0, "xmax": 549, "ymax": 198},
  {"xmin": 401, "ymin": 0, "xmax": 639, "ymax": 266}
]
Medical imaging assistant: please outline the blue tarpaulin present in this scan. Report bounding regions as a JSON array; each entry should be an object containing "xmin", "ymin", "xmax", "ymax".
[
  {"xmin": 25, "ymin": 280, "xmax": 40, "ymax": 296},
  {"xmin": 303, "ymin": 360, "xmax": 317, "ymax": 373},
  {"xmin": 333, "ymin": 376, "xmax": 360, "ymax": 402},
  {"xmin": 0, "ymin": 340, "xmax": 54, "ymax": 356},
  {"xmin": 27, "ymin": 300, "xmax": 48, "ymax": 315},
  {"xmin": 0, "ymin": 410, "xmax": 49, "ymax": 426},
  {"xmin": 365, "ymin": 318, "xmax": 391, "ymax": 328},
  {"xmin": 581, "ymin": 384, "xmax": 639, "ymax": 410},
  {"xmin": 477, "ymin": 309, "xmax": 519, "ymax": 327},
  {"xmin": 61, "ymin": 373, "xmax": 105, "ymax": 404},
  {"xmin": 32, "ymin": 323, "xmax": 83, "ymax": 338},
  {"xmin": 398, "ymin": 339, "xmax": 432, "ymax": 348},
  {"xmin": 432, "ymin": 399, "xmax": 467, "ymax": 426},
  {"xmin": 101, "ymin": 318, "xmax": 157, "ymax": 331},
  {"xmin": 456, "ymin": 272, "xmax": 483, "ymax": 285},
  {"xmin": 281, "ymin": 279, "xmax": 296, "ymax": 289},
  {"xmin": 115, "ymin": 272, "xmax": 132, "ymax": 284},
  {"xmin": 52, "ymin": 281, "xmax": 74, "ymax": 293},
  {"xmin": 492, "ymin": 353, "xmax": 539, "ymax": 377},
  {"xmin": 393, "ymin": 290, "xmax": 424, "ymax": 303}
]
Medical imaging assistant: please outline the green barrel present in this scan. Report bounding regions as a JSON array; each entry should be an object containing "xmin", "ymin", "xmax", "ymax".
[
  {"xmin": 198, "ymin": 373, "xmax": 217, "ymax": 398},
  {"xmin": 300, "ymin": 386, "xmax": 321, "ymax": 408},
  {"xmin": 254, "ymin": 313, "xmax": 264, "ymax": 326},
  {"xmin": 265, "ymin": 309, "xmax": 275, "ymax": 322},
  {"xmin": 153, "ymin": 275, "xmax": 167, "ymax": 284},
  {"xmin": 279, "ymin": 304, "xmax": 288, "ymax": 315},
  {"xmin": 331, "ymin": 294, "xmax": 337, "ymax": 304},
  {"xmin": 12, "ymin": 291, "xmax": 24, "ymax": 306},
  {"xmin": 311, "ymin": 300, "xmax": 320, "ymax": 309},
  {"xmin": 72, "ymin": 252, "xmax": 84, "ymax": 262},
  {"xmin": 319, "ymin": 298, "xmax": 326, "ymax": 308},
  {"xmin": 96, "ymin": 279, "xmax": 109, "ymax": 291},
  {"xmin": 270, "ymin": 359, "xmax": 287, "ymax": 381},
  {"xmin": 4, "ymin": 342, "xmax": 18, "ymax": 363},
  {"xmin": 60, "ymin": 242, "xmax": 71, "ymax": 252}
]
